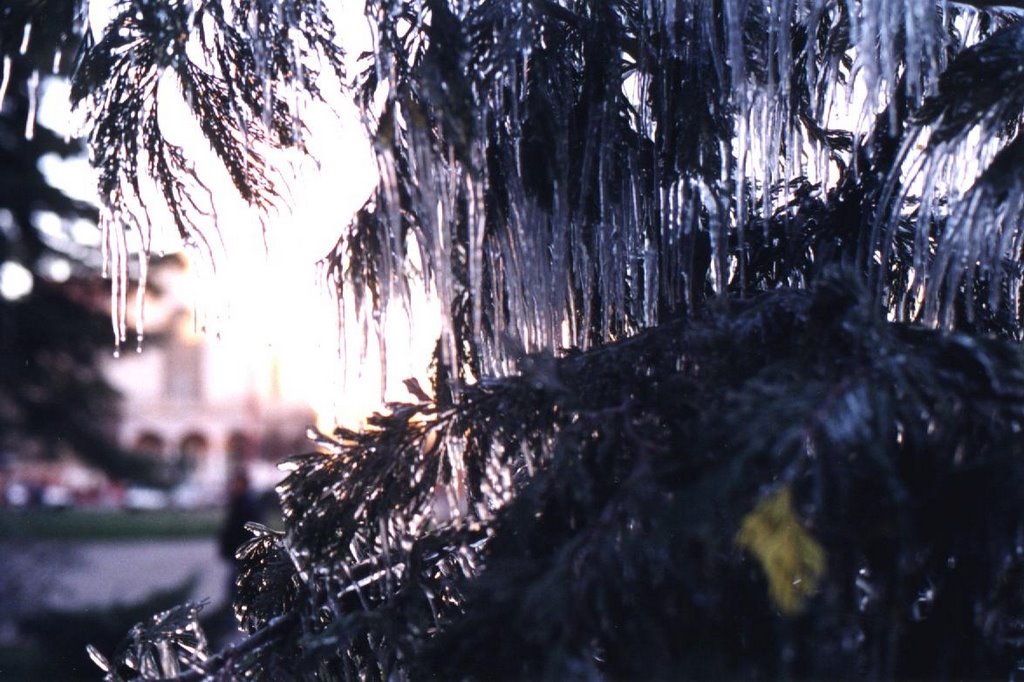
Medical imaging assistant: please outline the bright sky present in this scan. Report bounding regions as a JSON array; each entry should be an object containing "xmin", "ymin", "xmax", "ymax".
[{"xmin": 32, "ymin": 1, "xmax": 440, "ymax": 430}]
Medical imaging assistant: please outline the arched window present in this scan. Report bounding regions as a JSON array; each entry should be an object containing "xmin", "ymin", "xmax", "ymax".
[
  {"xmin": 173, "ymin": 431, "xmax": 209, "ymax": 479},
  {"xmin": 133, "ymin": 431, "xmax": 166, "ymax": 457},
  {"xmin": 179, "ymin": 431, "xmax": 210, "ymax": 458}
]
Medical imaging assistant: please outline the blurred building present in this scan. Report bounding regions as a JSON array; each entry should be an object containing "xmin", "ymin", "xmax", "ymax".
[{"xmin": 102, "ymin": 254, "xmax": 315, "ymax": 496}]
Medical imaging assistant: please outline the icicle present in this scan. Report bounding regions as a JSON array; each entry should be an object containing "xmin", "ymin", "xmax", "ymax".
[
  {"xmin": 100, "ymin": 214, "xmax": 110, "ymax": 279},
  {"xmin": 24, "ymin": 70, "xmax": 39, "ymax": 141},
  {"xmin": 135, "ymin": 248, "xmax": 149, "ymax": 352},
  {"xmin": 0, "ymin": 56, "xmax": 11, "ymax": 111},
  {"xmin": 262, "ymin": 80, "xmax": 273, "ymax": 131},
  {"xmin": 117, "ymin": 223, "xmax": 129, "ymax": 346},
  {"xmin": 19, "ymin": 22, "xmax": 32, "ymax": 55},
  {"xmin": 102, "ymin": 218, "xmax": 119, "ymax": 353},
  {"xmin": 466, "ymin": 175, "xmax": 484, "ymax": 341}
]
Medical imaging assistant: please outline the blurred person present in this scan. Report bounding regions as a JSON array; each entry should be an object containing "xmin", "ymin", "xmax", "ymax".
[{"xmin": 218, "ymin": 467, "xmax": 262, "ymax": 605}]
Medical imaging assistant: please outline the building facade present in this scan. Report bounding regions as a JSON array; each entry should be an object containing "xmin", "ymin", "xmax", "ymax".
[{"xmin": 103, "ymin": 254, "xmax": 315, "ymax": 495}]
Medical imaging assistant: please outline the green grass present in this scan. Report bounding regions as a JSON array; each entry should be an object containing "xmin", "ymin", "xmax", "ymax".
[{"xmin": 0, "ymin": 508, "xmax": 222, "ymax": 541}]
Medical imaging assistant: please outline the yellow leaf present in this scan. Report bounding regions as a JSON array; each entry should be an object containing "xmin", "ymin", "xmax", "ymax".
[{"xmin": 736, "ymin": 486, "xmax": 826, "ymax": 615}]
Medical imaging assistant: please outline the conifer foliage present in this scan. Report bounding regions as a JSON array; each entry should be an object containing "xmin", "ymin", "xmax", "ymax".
[{"xmin": 7, "ymin": 0, "xmax": 1024, "ymax": 678}]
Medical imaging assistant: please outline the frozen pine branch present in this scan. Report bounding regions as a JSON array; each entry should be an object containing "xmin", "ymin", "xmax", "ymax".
[
  {"xmin": 91, "ymin": 276, "xmax": 1024, "ymax": 678},
  {"xmin": 7, "ymin": 0, "xmax": 1024, "ymax": 352},
  {"xmin": 9, "ymin": 0, "xmax": 1024, "ymax": 678}
]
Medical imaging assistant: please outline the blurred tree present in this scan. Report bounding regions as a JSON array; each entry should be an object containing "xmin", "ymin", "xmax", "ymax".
[
  {"xmin": 0, "ymin": 1, "xmax": 149, "ymax": 482},
  {"xmin": 10, "ymin": 0, "xmax": 1024, "ymax": 679}
]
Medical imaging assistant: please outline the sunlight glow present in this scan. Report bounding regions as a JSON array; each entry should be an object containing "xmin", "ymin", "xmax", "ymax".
[
  {"xmin": 37, "ymin": 0, "xmax": 440, "ymax": 430},
  {"xmin": 144, "ymin": 83, "xmax": 428, "ymax": 430}
]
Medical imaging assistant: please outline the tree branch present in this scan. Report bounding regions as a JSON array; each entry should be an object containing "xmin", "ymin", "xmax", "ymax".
[{"xmin": 161, "ymin": 613, "xmax": 299, "ymax": 682}]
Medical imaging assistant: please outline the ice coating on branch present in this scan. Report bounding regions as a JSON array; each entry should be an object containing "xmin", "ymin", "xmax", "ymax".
[
  {"xmin": 346, "ymin": 0, "xmax": 967, "ymax": 378},
  {"xmin": 861, "ymin": 12, "xmax": 1024, "ymax": 329},
  {"xmin": 45, "ymin": 0, "xmax": 1024, "ymax": 361},
  {"xmin": 64, "ymin": 0, "xmax": 346, "ymax": 347}
]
